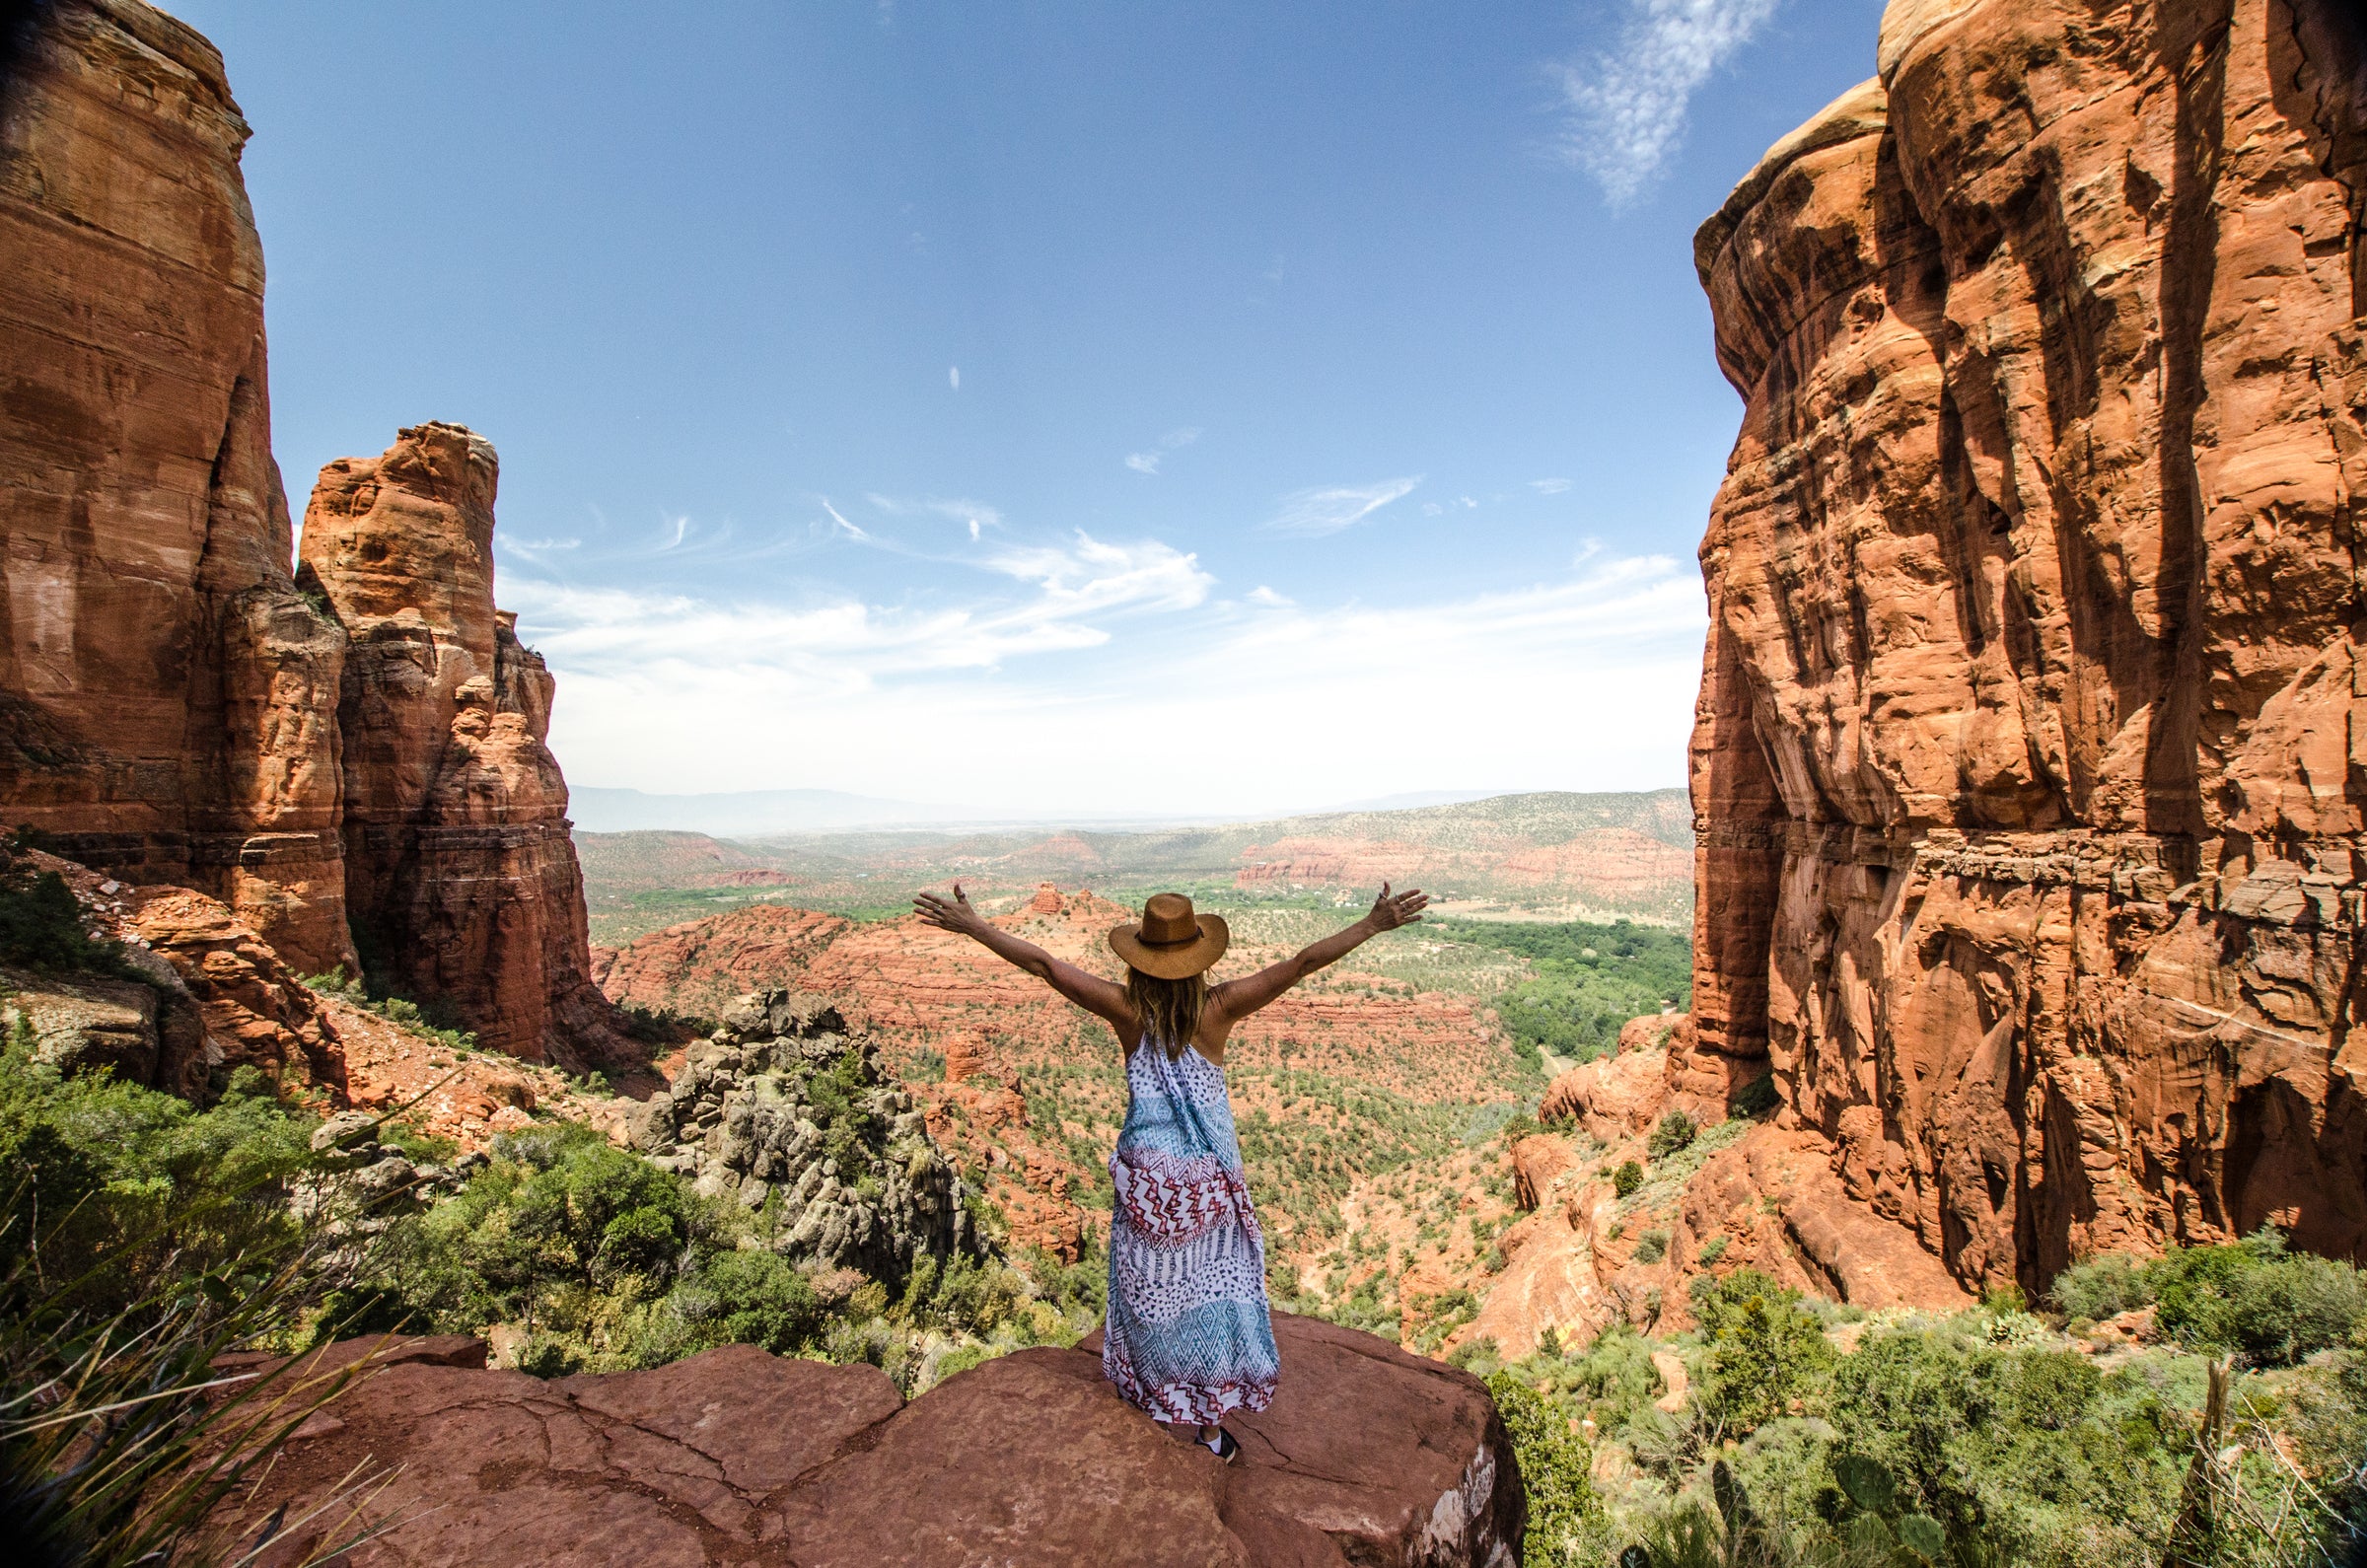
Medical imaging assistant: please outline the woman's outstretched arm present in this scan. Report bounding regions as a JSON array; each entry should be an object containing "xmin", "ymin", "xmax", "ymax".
[
  {"xmin": 913, "ymin": 883, "xmax": 1131, "ymax": 1027},
  {"xmin": 1213, "ymin": 883, "xmax": 1427, "ymax": 1023}
]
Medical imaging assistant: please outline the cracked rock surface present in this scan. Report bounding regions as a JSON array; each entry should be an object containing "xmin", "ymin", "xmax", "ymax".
[{"xmin": 219, "ymin": 1314, "xmax": 1520, "ymax": 1567}]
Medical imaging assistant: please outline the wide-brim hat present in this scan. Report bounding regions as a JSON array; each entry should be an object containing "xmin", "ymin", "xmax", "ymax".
[{"xmin": 1109, "ymin": 892, "xmax": 1229, "ymax": 980}]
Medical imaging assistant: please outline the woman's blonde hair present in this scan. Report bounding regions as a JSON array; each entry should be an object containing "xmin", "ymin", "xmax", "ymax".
[{"xmin": 1126, "ymin": 967, "xmax": 1208, "ymax": 1060}]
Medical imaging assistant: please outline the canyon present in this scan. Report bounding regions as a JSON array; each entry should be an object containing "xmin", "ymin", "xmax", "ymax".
[
  {"xmin": 0, "ymin": 1, "xmax": 621, "ymax": 1071},
  {"xmin": 11, "ymin": 0, "xmax": 2367, "ymax": 1557}
]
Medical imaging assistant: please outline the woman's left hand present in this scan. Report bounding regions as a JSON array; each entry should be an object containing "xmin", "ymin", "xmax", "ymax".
[
  {"xmin": 1366, "ymin": 882, "xmax": 1428, "ymax": 932},
  {"xmin": 914, "ymin": 882, "xmax": 990, "ymax": 937}
]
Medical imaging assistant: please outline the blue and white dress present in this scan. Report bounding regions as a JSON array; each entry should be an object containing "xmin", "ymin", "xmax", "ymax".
[{"xmin": 1103, "ymin": 1037, "xmax": 1281, "ymax": 1425}]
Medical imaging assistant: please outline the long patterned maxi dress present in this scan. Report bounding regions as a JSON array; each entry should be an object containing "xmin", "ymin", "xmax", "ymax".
[{"xmin": 1103, "ymin": 1037, "xmax": 1281, "ymax": 1424}]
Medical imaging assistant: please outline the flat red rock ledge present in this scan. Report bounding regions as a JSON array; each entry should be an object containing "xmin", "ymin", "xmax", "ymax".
[{"xmin": 218, "ymin": 1312, "xmax": 1521, "ymax": 1568}]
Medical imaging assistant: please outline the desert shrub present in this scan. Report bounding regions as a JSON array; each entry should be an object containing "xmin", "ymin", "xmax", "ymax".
[
  {"xmin": 1488, "ymin": 1369, "xmax": 1598, "ymax": 1564},
  {"xmin": 1691, "ymin": 1269, "xmax": 1830, "ymax": 1436},
  {"xmin": 2148, "ymin": 1229, "xmax": 2365, "ymax": 1366},
  {"xmin": 1440, "ymin": 919, "xmax": 1690, "ymax": 1066},
  {"xmin": 1696, "ymin": 1237, "xmax": 1728, "ymax": 1267},
  {"xmin": 2050, "ymin": 1250, "xmax": 2151, "ymax": 1320},
  {"xmin": 0, "ymin": 1039, "xmax": 317, "ymax": 1325},
  {"xmin": 0, "ymin": 862, "xmax": 119, "ymax": 974},
  {"xmin": 1613, "ymin": 1160, "xmax": 1644, "ymax": 1198},
  {"xmin": 643, "ymin": 1247, "xmax": 822, "ymax": 1358},
  {"xmin": 1824, "ymin": 1324, "xmax": 2189, "ymax": 1566},
  {"xmin": 1561, "ymin": 1322, "xmax": 1664, "ymax": 1430},
  {"xmin": 1647, "ymin": 1110, "xmax": 1697, "ymax": 1160},
  {"xmin": 1729, "ymin": 1072, "xmax": 1780, "ymax": 1119},
  {"xmin": 1633, "ymin": 1229, "xmax": 1671, "ymax": 1264},
  {"xmin": 2049, "ymin": 1230, "xmax": 2366, "ymax": 1366}
]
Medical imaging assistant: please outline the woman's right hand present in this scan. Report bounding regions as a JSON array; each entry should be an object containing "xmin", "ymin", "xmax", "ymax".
[{"xmin": 914, "ymin": 882, "xmax": 990, "ymax": 937}]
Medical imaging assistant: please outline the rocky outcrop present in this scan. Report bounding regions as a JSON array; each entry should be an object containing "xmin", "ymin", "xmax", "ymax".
[
  {"xmin": 0, "ymin": 0, "xmax": 352, "ymax": 973},
  {"xmin": 1689, "ymin": 0, "xmax": 2367, "ymax": 1290},
  {"xmin": 630, "ymin": 989, "xmax": 982, "ymax": 1275},
  {"xmin": 212, "ymin": 1316, "xmax": 1522, "ymax": 1568},
  {"xmin": 300, "ymin": 424, "xmax": 624, "ymax": 1069}
]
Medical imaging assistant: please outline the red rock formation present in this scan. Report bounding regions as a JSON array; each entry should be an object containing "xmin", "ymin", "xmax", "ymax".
[
  {"xmin": 299, "ymin": 425, "xmax": 624, "ymax": 1068},
  {"xmin": 593, "ymin": 902, "xmax": 852, "ymax": 1021},
  {"xmin": 0, "ymin": 0, "xmax": 353, "ymax": 973},
  {"xmin": 213, "ymin": 1317, "xmax": 1522, "ymax": 1568},
  {"xmin": 1690, "ymin": 0, "xmax": 2367, "ymax": 1289}
]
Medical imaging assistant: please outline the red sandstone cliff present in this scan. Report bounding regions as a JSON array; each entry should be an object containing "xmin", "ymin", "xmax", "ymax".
[
  {"xmin": 300, "ymin": 424, "xmax": 624, "ymax": 1068},
  {"xmin": 1688, "ymin": 0, "xmax": 2367, "ymax": 1291},
  {"xmin": 0, "ymin": 0, "xmax": 353, "ymax": 973},
  {"xmin": 0, "ymin": 3, "xmax": 624, "ymax": 1072}
]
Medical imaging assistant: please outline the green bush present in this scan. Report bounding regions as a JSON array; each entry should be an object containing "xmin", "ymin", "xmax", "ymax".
[
  {"xmin": 1487, "ymin": 1369, "xmax": 1598, "ymax": 1565},
  {"xmin": 0, "ymin": 864, "xmax": 118, "ymax": 974},
  {"xmin": 1647, "ymin": 1111, "xmax": 1697, "ymax": 1161},
  {"xmin": 1729, "ymin": 1072, "xmax": 1780, "ymax": 1119},
  {"xmin": 1691, "ymin": 1269, "xmax": 1831, "ymax": 1435},
  {"xmin": 2047, "ymin": 1230, "xmax": 2366, "ymax": 1366},
  {"xmin": 1613, "ymin": 1161, "xmax": 1644, "ymax": 1198},
  {"xmin": 1633, "ymin": 1230, "xmax": 1670, "ymax": 1264},
  {"xmin": 1824, "ymin": 1324, "xmax": 2187, "ymax": 1565},
  {"xmin": 2149, "ymin": 1230, "xmax": 2365, "ymax": 1366}
]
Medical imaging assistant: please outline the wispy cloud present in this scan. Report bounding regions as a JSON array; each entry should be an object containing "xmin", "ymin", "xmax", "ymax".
[
  {"xmin": 949, "ymin": 366, "xmax": 961, "ymax": 391},
  {"xmin": 1124, "ymin": 426, "xmax": 1202, "ymax": 476},
  {"xmin": 506, "ymin": 535, "xmax": 583, "ymax": 551},
  {"xmin": 866, "ymin": 494, "xmax": 1004, "ymax": 539},
  {"xmin": 1531, "ymin": 477, "xmax": 1573, "ymax": 495},
  {"xmin": 1550, "ymin": 0, "xmax": 1780, "ymax": 207},
  {"xmin": 819, "ymin": 499, "xmax": 872, "ymax": 542},
  {"xmin": 1265, "ymin": 476, "xmax": 1422, "ymax": 536}
]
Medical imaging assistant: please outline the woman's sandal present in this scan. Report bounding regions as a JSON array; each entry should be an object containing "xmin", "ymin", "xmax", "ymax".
[{"xmin": 1201, "ymin": 1428, "xmax": 1240, "ymax": 1464}]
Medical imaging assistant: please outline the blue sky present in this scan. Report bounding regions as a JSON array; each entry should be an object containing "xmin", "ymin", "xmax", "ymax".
[{"xmin": 169, "ymin": 0, "xmax": 1886, "ymax": 818}]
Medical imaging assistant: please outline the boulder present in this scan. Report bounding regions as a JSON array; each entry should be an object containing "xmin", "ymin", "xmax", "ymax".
[{"xmin": 215, "ymin": 1315, "xmax": 1521, "ymax": 1567}]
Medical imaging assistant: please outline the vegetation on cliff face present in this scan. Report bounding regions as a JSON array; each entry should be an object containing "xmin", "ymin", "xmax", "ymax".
[{"xmin": 1482, "ymin": 1261, "xmax": 2366, "ymax": 1568}]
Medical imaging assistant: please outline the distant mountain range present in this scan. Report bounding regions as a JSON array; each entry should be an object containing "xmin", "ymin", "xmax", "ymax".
[{"xmin": 573, "ymin": 788, "xmax": 1696, "ymax": 944}]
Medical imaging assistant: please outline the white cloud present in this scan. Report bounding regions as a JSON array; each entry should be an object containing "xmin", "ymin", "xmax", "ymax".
[
  {"xmin": 505, "ymin": 535, "xmax": 583, "ymax": 551},
  {"xmin": 1124, "ymin": 426, "xmax": 1202, "ymax": 477},
  {"xmin": 1551, "ymin": 0, "xmax": 1780, "ymax": 207},
  {"xmin": 523, "ymin": 548, "xmax": 1703, "ymax": 817},
  {"xmin": 1265, "ymin": 476, "xmax": 1422, "ymax": 536},
  {"xmin": 949, "ymin": 366, "xmax": 961, "ymax": 391},
  {"xmin": 819, "ymin": 499, "xmax": 872, "ymax": 542},
  {"xmin": 1531, "ymin": 477, "xmax": 1573, "ymax": 495}
]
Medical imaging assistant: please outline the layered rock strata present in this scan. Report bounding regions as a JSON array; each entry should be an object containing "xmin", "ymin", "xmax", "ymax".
[
  {"xmin": 212, "ymin": 1317, "xmax": 1523, "ymax": 1568},
  {"xmin": 631, "ymin": 989, "xmax": 982, "ymax": 1275},
  {"xmin": 0, "ymin": 0, "xmax": 351, "ymax": 972},
  {"xmin": 299, "ymin": 423, "xmax": 622, "ymax": 1068},
  {"xmin": 1690, "ymin": 0, "xmax": 2367, "ymax": 1290}
]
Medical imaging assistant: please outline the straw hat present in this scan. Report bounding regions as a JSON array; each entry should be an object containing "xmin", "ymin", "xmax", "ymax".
[{"xmin": 1109, "ymin": 892, "xmax": 1230, "ymax": 979}]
